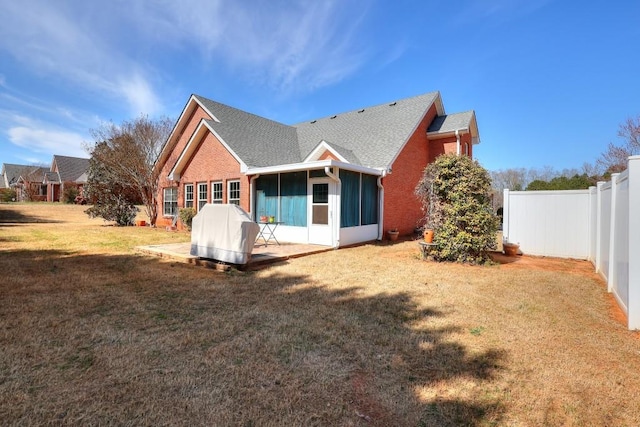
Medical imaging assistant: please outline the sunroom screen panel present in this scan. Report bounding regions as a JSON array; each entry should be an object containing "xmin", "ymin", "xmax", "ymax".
[
  {"xmin": 340, "ymin": 170, "xmax": 360, "ymax": 228},
  {"xmin": 280, "ymin": 171, "xmax": 307, "ymax": 227},
  {"xmin": 255, "ymin": 174, "xmax": 278, "ymax": 219}
]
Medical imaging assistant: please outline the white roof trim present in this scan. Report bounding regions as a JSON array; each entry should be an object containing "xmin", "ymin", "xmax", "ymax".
[
  {"xmin": 303, "ymin": 140, "xmax": 349, "ymax": 163},
  {"xmin": 246, "ymin": 160, "xmax": 384, "ymax": 176},
  {"xmin": 168, "ymin": 119, "xmax": 247, "ymax": 181}
]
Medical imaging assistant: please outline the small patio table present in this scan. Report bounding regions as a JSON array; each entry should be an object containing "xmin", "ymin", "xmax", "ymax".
[
  {"xmin": 418, "ymin": 241, "xmax": 437, "ymax": 259},
  {"xmin": 256, "ymin": 221, "xmax": 283, "ymax": 246}
]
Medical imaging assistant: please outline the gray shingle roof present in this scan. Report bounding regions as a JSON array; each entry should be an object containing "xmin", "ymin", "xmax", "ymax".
[
  {"xmin": 195, "ymin": 96, "xmax": 300, "ymax": 168},
  {"xmin": 1, "ymin": 163, "xmax": 48, "ymax": 186},
  {"xmin": 295, "ymin": 92, "xmax": 439, "ymax": 169},
  {"xmin": 193, "ymin": 91, "xmax": 440, "ymax": 170},
  {"xmin": 427, "ymin": 111, "xmax": 474, "ymax": 134},
  {"xmin": 53, "ymin": 155, "xmax": 90, "ymax": 182},
  {"xmin": 44, "ymin": 172, "xmax": 60, "ymax": 183}
]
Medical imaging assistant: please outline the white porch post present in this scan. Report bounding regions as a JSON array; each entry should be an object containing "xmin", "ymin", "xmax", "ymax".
[{"xmin": 502, "ymin": 189, "xmax": 510, "ymax": 242}]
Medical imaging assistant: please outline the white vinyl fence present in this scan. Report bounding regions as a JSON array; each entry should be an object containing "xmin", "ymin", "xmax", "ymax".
[{"xmin": 502, "ymin": 155, "xmax": 640, "ymax": 329}]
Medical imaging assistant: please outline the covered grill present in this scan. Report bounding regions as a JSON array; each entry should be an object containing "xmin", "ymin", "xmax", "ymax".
[{"xmin": 190, "ymin": 204, "xmax": 260, "ymax": 265}]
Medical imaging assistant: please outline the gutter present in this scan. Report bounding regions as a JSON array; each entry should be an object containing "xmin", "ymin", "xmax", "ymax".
[
  {"xmin": 325, "ymin": 166, "xmax": 341, "ymax": 248},
  {"xmin": 455, "ymin": 129, "xmax": 461, "ymax": 156},
  {"xmin": 249, "ymin": 174, "xmax": 260, "ymax": 220},
  {"xmin": 377, "ymin": 170, "xmax": 388, "ymax": 240}
]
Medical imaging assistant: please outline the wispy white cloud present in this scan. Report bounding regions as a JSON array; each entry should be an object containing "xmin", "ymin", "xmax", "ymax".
[
  {"xmin": 0, "ymin": 0, "xmax": 373, "ymax": 138},
  {"xmin": 1, "ymin": 112, "xmax": 88, "ymax": 159},
  {"xmin": 0, "ymin": 1, "xmax": 163, "ymax": 117},
  {"xmin": 134, "ymin": 0, "xmax": 371, "ymax": 94}
]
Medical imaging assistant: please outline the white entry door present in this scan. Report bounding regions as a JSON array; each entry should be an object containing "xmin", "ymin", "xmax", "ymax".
[{"xmin": 308, "ymin": 179, "xmax": 334, "ymax": 246}]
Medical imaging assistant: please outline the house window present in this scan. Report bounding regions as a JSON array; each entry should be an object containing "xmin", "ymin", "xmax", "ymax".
[
  {"xmin": 228, "ymin": 180, "xmax": 240, "ymax": 205},
  {"xmin": 212, "ymin": 181, "xmax": 223, "ymax": 204},
  {"xmin": 184, "ymin": 184, "xmax": 194, "ymax": 208},
  {"xmin": 163, "ymin": 187, "xmax": 178, "ymax": 217},
  {"xmin": 197, "ymin": 182, "xmax": 208, "ymax": 211}
]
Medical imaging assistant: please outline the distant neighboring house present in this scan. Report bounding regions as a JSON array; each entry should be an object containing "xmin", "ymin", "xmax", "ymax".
[
  {"xmin": 1, "ymin": 155, "xmax": 90, "ymax": 203},
  {"xmin": 0, "ymin": 163, "xmax": 49, "ymax": 201},
  {"xmin": 154, "ymin": 91, "xmax": 480, "ymax": 247},
  {"xmin": 44, "ymin": 155, "xmax": 90, "ymax": 202}
]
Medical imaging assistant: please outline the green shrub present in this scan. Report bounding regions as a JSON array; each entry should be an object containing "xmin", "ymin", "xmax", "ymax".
[
  {"xmin": 85, "ymin": 194, "xmax": 139, "ymax": 226},
  {"xmin": 0, "ymin": 188, "xmax": 17, "ymax": 202},
  {"xmin": 179, "ymin": 207, "xmax": 196, "ymax": 231},
  {"xmin": 62, "ymin": 183, "xmax": 79, "ymax": 204},
  {"xmin": 415, "ymin": 154, "xmax": 499, "ymax": 264}
]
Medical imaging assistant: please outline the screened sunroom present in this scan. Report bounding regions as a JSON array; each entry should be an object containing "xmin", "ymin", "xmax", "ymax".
[{"xmin": 249, "ymin": 161, "xmax": 383, "ymax": 247}]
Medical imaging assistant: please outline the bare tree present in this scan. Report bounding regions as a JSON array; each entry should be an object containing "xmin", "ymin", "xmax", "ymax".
[
  {"xmin": 86, "ymin": 115, "xmax": 173, "ymax": 226},
  {"xmin": 598, "ymin": 116, "xmax": 640, "ymax": 174},
  {"xmin": 15, "ymin": 164, "xmax": 48, "ymax": 201}
]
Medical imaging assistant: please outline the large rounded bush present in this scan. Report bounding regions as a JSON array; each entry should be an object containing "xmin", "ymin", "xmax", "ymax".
[{"xmin": 415, "ymin": 154, "xmax": 499, "ymax": 264}]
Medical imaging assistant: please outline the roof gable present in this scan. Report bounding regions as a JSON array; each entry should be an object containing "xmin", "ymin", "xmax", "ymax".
[
  {"xmin": 52, "ymin": 155, "xmax": 90, "ymax": 182},
  {"xmin": 427, "ymin": 111, "xmax": 480, "ymax": 144},
  {"xmin": 295, "ymin": 92, "xmax": 441, "ymax": 169}
]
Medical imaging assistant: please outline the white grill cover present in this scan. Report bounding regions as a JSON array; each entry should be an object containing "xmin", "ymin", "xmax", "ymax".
[{"xmin": 190, "ymin": 204, "xmax": 260, "ymax": 265}]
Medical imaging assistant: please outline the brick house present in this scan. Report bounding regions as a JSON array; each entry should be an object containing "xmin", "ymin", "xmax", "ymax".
[
  {"xmin": 1, "ymin": 163, "xmax": 48, "ymax": 201},
  {"xmin": 43, "ymin": 155, "xmax": 90, "ymax": 202},
  {"xmin": 154, "ymin": 91, "xmax": 479, "ymax": 247}
]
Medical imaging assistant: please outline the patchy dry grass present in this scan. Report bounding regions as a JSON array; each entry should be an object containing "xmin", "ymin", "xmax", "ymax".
[{"xmin": 1, "ymin": 203, "xmax": 640, "ymax": 425}]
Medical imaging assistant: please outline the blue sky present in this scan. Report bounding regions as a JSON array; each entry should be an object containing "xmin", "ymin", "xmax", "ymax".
[{"xmin": 1, "ymin": 0, "xmax": 639, "ymax": 172}]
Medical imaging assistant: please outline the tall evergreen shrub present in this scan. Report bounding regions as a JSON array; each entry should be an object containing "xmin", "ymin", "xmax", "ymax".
[{"xmin": 415, "ymin": 154, "xmax": 499, "ymax": 264}]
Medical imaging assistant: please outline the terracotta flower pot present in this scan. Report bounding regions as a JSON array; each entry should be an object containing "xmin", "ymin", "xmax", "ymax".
[
  {"xmin": 423, "ymin": 229, "xmax": 434, "ymax": 243},
  {"xmin": 503, "ymin": 243, "xmax": 519, "ymax": 257},
  {"xmin": 388, "ymin": 230, "xmax": 399, "ymax": 241}
]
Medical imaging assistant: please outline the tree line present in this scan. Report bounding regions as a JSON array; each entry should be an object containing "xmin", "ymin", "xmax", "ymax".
[{"xmin": 490, "ymin": 116, "xmax": 640, "ymax": 209}]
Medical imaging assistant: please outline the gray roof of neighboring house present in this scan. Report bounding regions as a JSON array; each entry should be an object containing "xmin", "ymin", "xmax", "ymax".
[
  {"xmin": 53, "ymin": 155, "xmax": 90, "ymax": 182},
  {"xmin": 1, "ymin": 163, "xmax": 48, "ymax": 187},
  {"xmin": 427, "ymin": 111, "xmax": 475, "ymax": 134},
  {"xmin": 44, "ymin": 172, "xmax": 60, "ymax": 183},
  {"xmin": 193, "ymin": 91, "xmax": 441, "ymax": 170}
]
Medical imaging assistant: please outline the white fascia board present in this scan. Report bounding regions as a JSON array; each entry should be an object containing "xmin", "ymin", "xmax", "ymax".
[
  {"xmin": 303, "ymin": 140, "xmax": 349, "ymax": 163},
  {"xmin": 167, "ymin": 119, "xmax": 247, "ymax": 180},
  {"xmin": 246, "ymin": 160, "xmax": 384, "ymax": 176},
  {"xmin": 427, "ymin": 128, "xmax": 470, "ymax": 138}
]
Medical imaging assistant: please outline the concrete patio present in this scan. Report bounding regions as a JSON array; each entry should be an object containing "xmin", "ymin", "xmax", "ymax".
[{"xmin": 136, "ymin": 241, "xmax": 333, "ymax": 269}]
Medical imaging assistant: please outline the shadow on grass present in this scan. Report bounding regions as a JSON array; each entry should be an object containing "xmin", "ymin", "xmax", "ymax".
[
  {"xmin": 0, "ymin": 248, "xmax": 507, "ymax": 426},
  {"xmin": 0, "ymin": 204, "xmax": 61, "ymax": 224}
]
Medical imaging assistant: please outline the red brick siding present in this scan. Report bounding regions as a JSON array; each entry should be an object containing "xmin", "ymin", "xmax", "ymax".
[
  {"xmin": 428, "ymin": 133, "xmax": 473, "ymax": 163},
  {"xmin": 382, "ymin": 104, "xmax": 438, "ymax": 236},
  {"xmin": 156, "ymin": 110, "xmax": 252, "ymax": 228},
  {"xmin": 319, "ymin": 150, "xmax": 339, "ymax": 161}
]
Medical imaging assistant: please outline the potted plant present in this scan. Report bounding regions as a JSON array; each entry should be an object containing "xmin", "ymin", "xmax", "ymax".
[
  {"xmin": 388, "ymin": 228, "xmax": 399, "ymax": 241},
  {"xmin": 423, "ymin": 227, "xmax": 434, "ymax": 243}
]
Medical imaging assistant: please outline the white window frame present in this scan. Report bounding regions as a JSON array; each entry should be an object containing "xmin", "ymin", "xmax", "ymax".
[
  {"xmin": 212, "ymin": 181, "xmax": 223, "ymax": 204},
  {"xmin": 197, "ymin": 182, "xmax": 208, "ymax": 211},
  {"xmin": 228, "ymin": 180, "xmax": 240, "ymax": 205},
  {"xmin": 184, "ymin": 183, "xmax": 194, "ymax": 208},
  {"xmin": 163, "ymin": 187, "xmax": 178, "ymax": 217}
]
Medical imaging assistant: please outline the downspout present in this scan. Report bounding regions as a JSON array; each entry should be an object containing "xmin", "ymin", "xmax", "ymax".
[
  {"xmin": 455, "ymin": 129, "xmax": 461, "ymax": 156},
  {"xmin": 249, "ymin": 174, "xmax": 260, "ymax": 220},
  {"xmin": 325, "ymin": 167, "xmax": 340, "ymax": 248},
  {"xmin": 377, "ymin": 170, "xmax": 387, "ymax": 240}
]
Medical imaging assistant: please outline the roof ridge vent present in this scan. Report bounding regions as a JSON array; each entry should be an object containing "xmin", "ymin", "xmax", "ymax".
[
  {"xmin": 389, "ymin": 102, "xmax": 397, "ymax": 106},
  {"xmin": 310, "ymin": 120, "xmax": 317, "ymax": 124},
  {"xmin": 330, "ymin": 115, "xmax": 337, "ymax": 119},
  {"xmin": 358, "ymin": 109, "xmax": 365, "ymax": 113}
]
